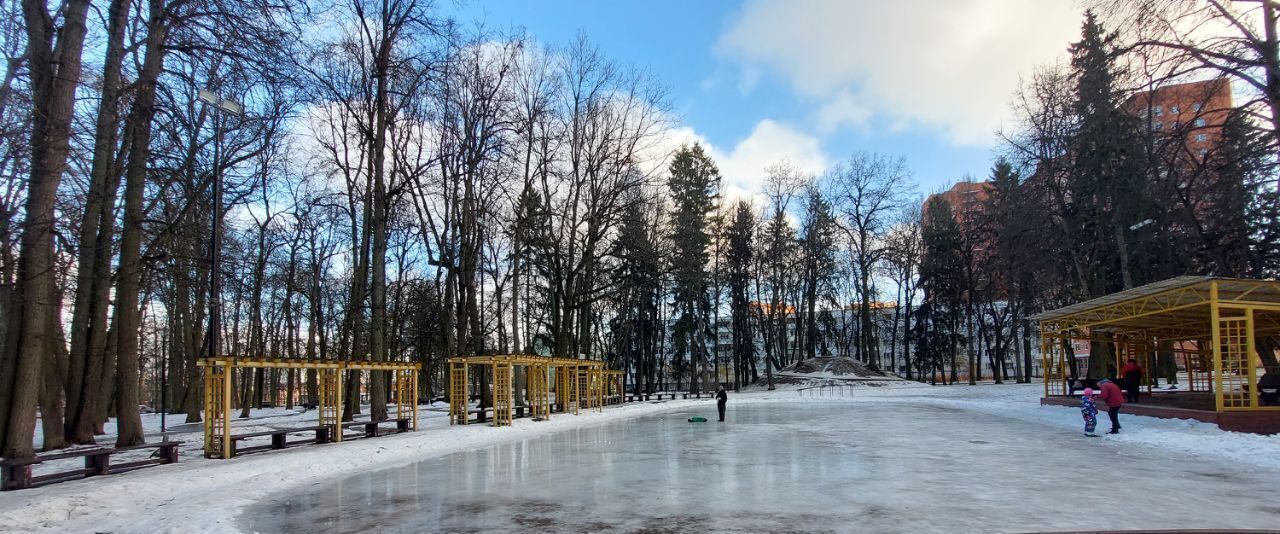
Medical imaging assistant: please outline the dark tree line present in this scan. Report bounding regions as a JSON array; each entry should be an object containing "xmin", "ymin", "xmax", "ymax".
[{"xmin": 913, "ymin": 7, "xmax": 1280, "ymax": 387}]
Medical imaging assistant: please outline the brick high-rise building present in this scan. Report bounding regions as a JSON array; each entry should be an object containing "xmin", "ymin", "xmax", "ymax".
[
  {"xmin": 1126, "ymin": 78, "xmax": 1233, "ymax": 162},
  {"xmin": 925, "ymin": 79, "xmax": 1233, "ymax": 239},
  {"xmin": 929, "ymin": 181, "xmax": 991, "ymax": 227}
]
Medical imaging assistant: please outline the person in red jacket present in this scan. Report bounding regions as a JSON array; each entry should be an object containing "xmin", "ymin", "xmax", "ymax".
[
  {"xmin": 1096, "ymin": 378, "xmax": 1125, "ymax": 434},
  {"xmin": 1121, "ymin": 358, "xmax": 1143, "ymax": 403}
]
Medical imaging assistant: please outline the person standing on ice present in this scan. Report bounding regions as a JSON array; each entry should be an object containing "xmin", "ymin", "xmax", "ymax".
[
  {"xmin": 1121, "ymin": 358, "xmax": 1143, "ymax": 403},
  {"xmin": 1096, "ymin": 378, "xmax": 1125, "ymax": 434},
  {"xmin": 1081, "ymin": 388, "xmax": 1100, "ymax": 437},
  {"xmin": 716, "ymin": 385, "xmax": 728, "ymax": 422}
]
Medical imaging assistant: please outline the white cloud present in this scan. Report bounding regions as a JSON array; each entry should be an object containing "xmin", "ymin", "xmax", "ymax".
[
  {"xmin": 659, "ymin": 119, "xmax": 828, "ymax": 205},
  {"xmin": 716, "ymin": 0, "xmax": 1081, "ymax": 146},
  {"xmin": 817, "ymin": 90, "xmax": 873, "ymax": 133}
]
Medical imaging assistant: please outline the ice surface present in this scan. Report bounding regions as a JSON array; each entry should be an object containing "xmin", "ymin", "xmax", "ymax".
[
  {"xmin": 242, "ymin": 402, "xmax": 1280, "ymax": 533},
  {"xmin": 5, "ymin": 383, "xmax": 1279, "ymax": 533}
]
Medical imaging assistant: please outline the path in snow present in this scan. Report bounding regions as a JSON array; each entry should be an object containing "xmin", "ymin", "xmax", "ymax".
[{"xmin": 241, "ymin": 402, "xmax": 1280, "ymax": 533}]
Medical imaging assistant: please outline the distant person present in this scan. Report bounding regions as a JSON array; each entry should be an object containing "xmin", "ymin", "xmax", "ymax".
[
  {"xmin": 716, "ymin": 385, "xmax": 728, "ymax": 422},
  {"xmin": 1258, "ymin": 372, "xmax": 1280, "ymax": 406},
  {"xmin": 1121, "ymin": 358, "xmax": 1144, "ymax": 403},
  {"xmin": 1080, "ymin": 388, "xmax": 1099, "ymax": 437},
  {"xmin": 1096, "ymin": 378, "xmax": 1125, "ymax": 434}
]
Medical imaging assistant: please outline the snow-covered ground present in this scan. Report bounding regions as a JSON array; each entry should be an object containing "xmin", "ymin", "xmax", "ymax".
[{"xmin": 2, "ymin": 382, "xmax": 1278, "ymax": 533}]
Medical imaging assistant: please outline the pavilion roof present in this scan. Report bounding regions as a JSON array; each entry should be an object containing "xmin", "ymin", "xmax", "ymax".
[{"xmin": 1030, "ymin": 276, "xmax": 1280, "ymax": 339}]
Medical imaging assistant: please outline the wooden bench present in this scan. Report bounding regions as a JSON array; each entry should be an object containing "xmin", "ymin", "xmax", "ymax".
[
  {"xmin": 1068, "ymin": 378, "xmax": 1101, "ymax": 396},
  {"xmin": 2, "ymin": 441, "xmax": 181, "ymax": 491},
  {"xmin": 469, "ymin": 406, "xmax": 527, "ymax": 423},
  {"xmin": 339, "ymin": 418, "xmax": 412, "ymax": 439},
  {"xmin": 229, "ymin": 425, "xmax": 330, "ymax": 457},
  {"xmin": 624, "ymin": 393, "xmax": 678, "ymax": 402}
]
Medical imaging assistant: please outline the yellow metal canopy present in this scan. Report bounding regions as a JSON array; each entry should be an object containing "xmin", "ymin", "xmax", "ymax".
[
  {"xmin": 1032, "ymin": 276, "xmax": 1280, "ymax": 412},
  {"xmin": 1031, "ymin": 276, "xmax": 1280, "ymax": 340}
]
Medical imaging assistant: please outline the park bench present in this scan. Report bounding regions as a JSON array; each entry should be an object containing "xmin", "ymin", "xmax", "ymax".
[
  {"xmin": 469, "ymin": 406, "xmax": 528, "ymax": 423},
  {"xmin": 229, "ymin": 425, "xmax": 330, "ymax": 457},
  {"xmin": 339, "ymin": 417, "xmax": 413, "ymax": 439},
  {"xmin": 681, "ymin": 392, "xmax": 708, "ymax": 400},
  {"xmin": 1067, "ymin": 378, "xmax": 1101, "ymax": 396},
  {"xmin": 1, "ymin": 441, "xmax": 181, "ymax": 491},
  {"xmin": 624, "ymin": 393, "xmax": 677, "ymax": 401}
]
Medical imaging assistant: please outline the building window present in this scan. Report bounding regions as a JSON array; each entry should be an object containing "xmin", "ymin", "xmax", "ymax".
[
  {"xmin": 1194, "ymin": 118, "xmax": 1206, "ymax": 127},
  {"xmin": 1172, "ymin": 121, "xmax": 1180, "ymax": 130},
  {"xmin": 1193, "ymin": 103, "xmax": 1203, "ymax": 112},
  {"xmin": 1154, "ymin": 122, "xmax": 1163, "ymax": 131},
  {"xmin": 1171, "ymin": 106, "xmax": 1180, "ymax": 114},
  {"xmin": 1199, "ymin": 148, "xmax": 1208, "ymax": 158},
  {"xmin": 1196, "ymin": 133, "xmax": 1207, "ymax": 142},
  {"xmin": 1154, "ymin": 105, "xmax": 1163, "ymax": 116}
]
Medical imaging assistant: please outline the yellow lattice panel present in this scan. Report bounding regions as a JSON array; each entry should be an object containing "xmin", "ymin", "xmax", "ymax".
[
  {"xmin": 318, "ymin": 367, "xmax": 342, "ymax": 441},
  {"xmin": 589, "ymin": 369, "xmax": 604, "ymax": 412},
  {"xmin": 530, "ymin": 365, "xmax": 549, "ymax": 420},
  {"xmin": 1042, "ymin": 336, "xmax": 1068, "ymax": 397},
  {"xmin": 395, "ymin": 369, "xmax": 416, "ymax": 427},
  {"xmin": 1216, "ymin": 312, "xmax": 1255, "ymax": 409},
  {"xmin": 571, "ymin": 366, "xmax": 584, "ymax": 414},
  {"xmin": 203, "ymin": 365, "xmax": 230, "ymax": 458},
  {"xmin": 450, "ymin": 362, "xmax": 468, "ymax": 425},
  {"xmin": 555, "ymin": 367, "xmax": 570, "ymax": 413},
  {"xmin": 493, "ymin": 363, "xmax": 513, "ymax": 426}
]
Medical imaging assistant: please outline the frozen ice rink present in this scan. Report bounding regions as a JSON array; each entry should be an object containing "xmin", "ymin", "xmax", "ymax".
[{"xmin": 242, "ymin": 402, "xmax": 1280, "ymax": 533}]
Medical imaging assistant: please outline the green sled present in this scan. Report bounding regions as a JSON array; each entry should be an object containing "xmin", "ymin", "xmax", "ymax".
[{"xmin": 688, "ymin": 416, "xmax": 707, "ymax": 423}]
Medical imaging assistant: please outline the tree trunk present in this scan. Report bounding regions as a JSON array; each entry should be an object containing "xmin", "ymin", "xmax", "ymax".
[
  {"xmin": 39, "ymin": 282, "xmax": 68, "ymax": 450},
  {"xmin": 1, "ymin": 0, "xmax": 92, "ymax": 458},
  {"xmin": 65, "ymin": 0, "xmax": 129, "ymax": 446},
  {"xmin": 112, "ymin": 0, "xmax": 169, "ymax": 448}
]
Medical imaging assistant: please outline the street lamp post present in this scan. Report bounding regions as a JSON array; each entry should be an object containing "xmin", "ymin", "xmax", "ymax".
[{"xmin": 196, "ymin": 88, "xmax": 242, "ymax": 433}]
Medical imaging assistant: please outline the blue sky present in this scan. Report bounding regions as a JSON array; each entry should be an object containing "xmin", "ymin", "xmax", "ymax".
[{"xmin": 446, "ymin": 0, "xmax": 1084, "ymax": 198}]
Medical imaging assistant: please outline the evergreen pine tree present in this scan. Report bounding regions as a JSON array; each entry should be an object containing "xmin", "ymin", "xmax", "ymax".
[
  {"xmin": 797, "ymin": 186, "xmax": 838, "ymax": 361},
  {"xmin": 921, "ymin": 196, "xmax": 965, "ymax": 383},
  {"xmin": 726, "ymin": 201, "xmax": 755, "ymax": 389},
  {"xmin": 1068, "ymin": 10, "xmax": 1151, "ymax": 295},
  {"xmin": 667, "ymin": 144, "xmax": 721, "ymax": 393}
]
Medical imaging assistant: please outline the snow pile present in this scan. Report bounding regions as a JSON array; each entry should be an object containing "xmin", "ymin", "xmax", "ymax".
[{"xmin": 746, "ymin": 356, "xmax": 904, "ymax": 390}]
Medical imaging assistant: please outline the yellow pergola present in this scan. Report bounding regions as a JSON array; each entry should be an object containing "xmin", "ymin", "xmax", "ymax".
[
  {"xmin": 197, "ymin": 357, "xmax": 421, "ymax": 459},
  {"xmin": 602, "ymin": 370, "xmax": 625, "ymax": 405},
  {"xmin": 1032, "ymin": 276, "xmax": 1280, "ymax": 412},
  {"xmin": 446, "ymin": 355, "xmax": 615, "ymax": 426}
]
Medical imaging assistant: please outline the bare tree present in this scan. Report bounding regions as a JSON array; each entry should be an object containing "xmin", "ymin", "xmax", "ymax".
[
  {"xmin": 828, "ymin": 152, "xmax": 913, "ymax": 365},
  {"xmin": 0, "ymin": 0, "xmax": 91, "ymax": 458}
]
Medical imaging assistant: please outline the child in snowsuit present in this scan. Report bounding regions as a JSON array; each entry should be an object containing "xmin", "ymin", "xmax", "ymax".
[{"xmin": 1081, "ymin": 388, "xmax": 1099, "ymax": 437}]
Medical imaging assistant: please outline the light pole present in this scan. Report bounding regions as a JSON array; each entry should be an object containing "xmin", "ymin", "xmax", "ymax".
[{"xmin": 198, "ymin": 88, "xmax": 243, "ymax": 427}]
